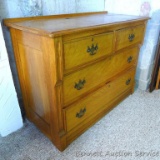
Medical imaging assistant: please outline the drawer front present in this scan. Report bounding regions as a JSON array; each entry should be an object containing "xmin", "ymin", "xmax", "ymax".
[
  {"xmin": 115, "ymin": 25, "xmax": 145, "ymax": 51},
  {"xmin": 63, "ymin": 32, "xmax": 114, "ymax": 70},
  {"xmin": 63, "ymin": 47, "xmax": 139, "ymax": 105},
  {"xmin": 64, "ymin": 68, "xmax": 135, "ymax": 132}
]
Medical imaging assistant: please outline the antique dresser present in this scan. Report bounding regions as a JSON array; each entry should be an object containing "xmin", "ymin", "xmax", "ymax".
[{"xmin": 4, "ymin": 12, "xmax": 149, "ymax": 151}]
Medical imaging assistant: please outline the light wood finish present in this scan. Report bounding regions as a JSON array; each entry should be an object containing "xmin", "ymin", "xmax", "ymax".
[
  {"xmin": 4, "ymin": 12, "xmax": 148, "ymax": 151},
  {"xmin": 66, "ymin": 88, "xmax": 132, "ymax": 145},
  {"xmin": 115, "ymin": 25, "xmax": 145, "ymax": 51},
  {"xmin": 63, "ymin": 47, "xmax": 139, "ymax": 105},
  {"xmin": 18, "ymin": 43, "xmax": 51, "ymax": 124},
  {"xmin": 64, "ymin": 32, "xmax": 114, "ymax": 70},
  {"xmin": 4, "ymin": 12, "xmax": 148, "ymax": 37},
  {"xmin": 64, "ymin": 68, "xmax": 135, "ymax": 132}
]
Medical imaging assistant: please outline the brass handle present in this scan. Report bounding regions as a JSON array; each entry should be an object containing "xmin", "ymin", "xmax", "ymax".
[
  {"xmin": 126, "ymin": 78, "xmax": 131, "ymax": 85},
  {"xmin": 76, "ymin": 108, "xmax": 86, "ymax": 118},
  {"xmin": 87, "ymin": 44, "xmax": 98, "ymax": 55},
  {"xmin": 128, "ymin": 34, "xmax": 135, "ymax": 42},
  {"xmin": 127, "ymin": 56, "xmax": 133, "ymax": 63},
  {"xmin": 74, "ymin": 79, "xmax": 86, "ymax": 90}
]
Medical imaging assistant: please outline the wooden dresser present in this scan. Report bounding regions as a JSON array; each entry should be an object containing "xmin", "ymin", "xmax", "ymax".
[{"xmin": 4, "ymin": 12, "xmax": 149, "ymax": 151}]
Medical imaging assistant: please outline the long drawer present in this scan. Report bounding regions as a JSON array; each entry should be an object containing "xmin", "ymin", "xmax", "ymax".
[
  {"xmin": 63, "ymin": 47, "xmax": 139, "ymax": 105},
  {"xmin": 115, "ymin": 25, "xmax": 145, "ymax": 51},
  {"xmin": 64, "ymin": 68, "xmax": 136, "ymax": 132},
  {"xmin": 63, "ymin": 32, "xmax": 114, "ymax": 70}
]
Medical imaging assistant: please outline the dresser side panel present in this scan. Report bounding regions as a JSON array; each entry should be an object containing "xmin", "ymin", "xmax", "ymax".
[{"xmin": 10, "ymin": 29, "xmax": 52, "ymax": 138}]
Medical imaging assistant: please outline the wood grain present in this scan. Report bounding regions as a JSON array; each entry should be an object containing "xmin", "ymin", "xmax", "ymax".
[
  {"xmin": 17, "ymin": 43, "xmax": 51, "ymax": 124},
  {"xmin": 115, "ymin": 24, "xmax": 145, "ymax": 51},
  {"xmin": 63, "ymin": 32, "xmax": 114, "ymax": 70},
  {"xmin": 66, "ymin": 88, "xmax": 132, "ymax": 145},
  {"xmin": 63, "ymin": 47, "xmax": 139, "ymax": 106},
  {"xmin": 4, "ymin": 12, "xmax": 149, "ymax": 37},
  {"xmin": 64, "ymin": 68, "xmax": 135, "ymax": 132},
  {"xmin": 4, "ymin": 12, "xmax": 148, "ymax": 151}
]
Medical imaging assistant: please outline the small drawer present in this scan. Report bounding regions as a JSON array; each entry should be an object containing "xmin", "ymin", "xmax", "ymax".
[
  {"xmin": 64, "ymin": 68, "xmax": 136, "ymax": 132},
  {"xmin": 63, "ymin": 32, "xmax": 114, "ymax": 70},
  {"xmin": 63, "ymin": 47, "xmax": 139, "ymax": 105},
  {"xmin": 115, "ymin": 25, "xmax": 145, "ymax": 51}
]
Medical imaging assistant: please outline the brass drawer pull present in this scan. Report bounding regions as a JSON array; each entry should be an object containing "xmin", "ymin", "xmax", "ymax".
[
  {"xmin": 126, "ymin": 78, "xmax": 131, "ymax": 85},
  {"xmin": 87, "ymin": 44, "xmax": 98, "ymax": 55},
  {"xmin": 74, "ymin": 79, "xmax": 86, "ymax": 90},
  {"xmin": 127, "ymin": 56, "xmax": 133, "ymax": 63},
  {"xmin": 128, "ymin": 34, "xmax": 135, "ymax": 42},
  {"xmin": 76, "ymin": 108, "xmax": 86, "ymax": 118}
]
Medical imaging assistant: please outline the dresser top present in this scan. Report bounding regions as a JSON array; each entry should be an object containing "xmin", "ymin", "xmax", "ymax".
[{"xmin": 4, "ymin": 12, "xmax": 149, "ymax": 37}]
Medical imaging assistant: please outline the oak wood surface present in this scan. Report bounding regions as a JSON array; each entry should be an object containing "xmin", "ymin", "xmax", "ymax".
[
  {"xmin": 4, "ymin": 12, "xmax": 148, "ymax": 151},
  {"xmin": 65, "ymin": 68, "xmax": 135, "ymax": 132},
  {"xmin": 115, "ymin": 24, "xmax": 145, "ymax": 51},
  {"xmin": 18, "ymin": 43, "xmax": 51, "ymax": 124},
  {"xmin": 63, "ymin": 47, "xmax": 139, "ymax": 106},
  {"xmin": 63, "ymin": 32, "xmax": 114, "ymax": 70},
  {"xmin": 4, "ymin": 12, "xmax": 149, "ymax": 37},
  {"xmin": 66, "ymin": 88, "xmax": 132, "ymax": 145}
]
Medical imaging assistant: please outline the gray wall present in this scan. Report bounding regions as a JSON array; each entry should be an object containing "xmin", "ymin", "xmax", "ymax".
[{"xmin": 0, "ymin": 0, "xmax": 105, "ymax": 118}]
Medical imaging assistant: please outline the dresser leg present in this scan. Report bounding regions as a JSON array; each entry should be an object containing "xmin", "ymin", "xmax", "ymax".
[
  {"xmin": 53, "ymin": 139, "xmax": 67, "ymax": 152},
  {"xmin": 50, "ymin": 131, "xmax": 67, "ymax": 152}
]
